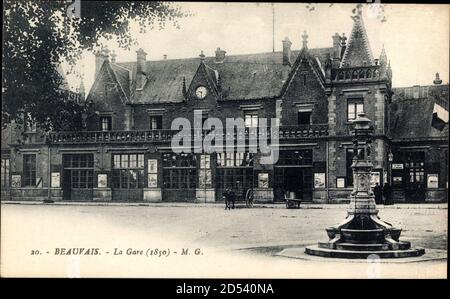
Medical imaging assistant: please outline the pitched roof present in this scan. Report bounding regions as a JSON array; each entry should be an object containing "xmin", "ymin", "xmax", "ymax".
[
  {"xmin": 340, "ymin": 13, "xmax": 374, "ymax": 67},
  {"xmin": 110, "ymin": 64, "xmax": 132, "ymax": 100},
  {"xmin": 389, "ymin": 84, "xmax": 449, "ymax": 139},
  {"xmin": 114, "ymin": 48, "xmax": 333, "ymax": 104}
]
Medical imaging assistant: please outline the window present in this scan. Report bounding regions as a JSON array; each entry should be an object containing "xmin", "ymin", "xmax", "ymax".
[
  {"xmin": 347, "ymin": 99, "xmax": 364, "ymax": 121},
  {"xmin": 100, "ymin": 116, "xmax": 112, "ymax": 131},
  {"xmin": 149, "ymin": 115, "xmax": 162, "ymax": 130},
  {"xmin": 70, "ymin": 170, "xmax": 94, "ymax": 189},
  {"xmin": 346, "ymin": 149, "xmax": 354, "ymax": 187},
  {"xmin": 63, "ymin": 154, "xmax": 94, "ymax": 189},
  {"xmin": 216, "ymin": 168, "xmax": 253, "ymax": 190},
  {"xmin": 244, "ymin": 112, "xmax": 258, "ymax": 128},
  {"xmin": 277, "ymin": 150, "xmax": 313, "ymax": 166},
  {"xmin": 405, "ymin": 151, "xmax": 425, "ymax": 184},
  {"xmin": 1, "ymin": 158, "xmax": 10, "ymax": 188},
  {"xmin": 217, "ymin": 152, "xmax": 254, "ymax": 167},
  {"xmin": 112, "ymin": 154, "xmax": 145, "ymax": 189},
  {"xmin": 199, "ymin": 155, "xmax": 212, "ymax": 188},
  {"xmin": 23, "ymin": 154, "xmax": 36, "ymax": 187},
  {"xmin": 193, "ymin": 110, "xmax": 208, "ymax": 128},
  {"xmin": 303, "ymin": 74, "xmax": 307, "ymax": 86},
  {"xmin": 162, "ymin": 153, "xmax": 197, "ymax": 189},
  {"xmin": 297, "ymin": 111, "xmax": 311, "ymax": 125}
]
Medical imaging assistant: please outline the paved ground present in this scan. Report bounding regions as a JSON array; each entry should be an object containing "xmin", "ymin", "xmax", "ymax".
[{"xmin": 1, "ymin": 202, "xmax": 447, "ymax": 278}]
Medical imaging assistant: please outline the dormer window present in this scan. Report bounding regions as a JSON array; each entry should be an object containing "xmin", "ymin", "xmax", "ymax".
[
  {"xmin": 298, "ymin": 111, "xmax": 311, "ymax": 125},
  {"xmin": 244, "ymin": 112, "xmax": 258, "ymax": 128},
  {"xmin": 149, "ymin": 115, "xmax": 162, "ymax": 130},
  {"xmin": 100, "ymin": 116, "xmax": 112, "ymax": 131},
  {"xmin": 347, "ymin": 98, "xmax": 364, "ymax": 121}
]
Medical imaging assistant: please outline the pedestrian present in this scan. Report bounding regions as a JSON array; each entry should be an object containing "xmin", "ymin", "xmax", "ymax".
[
  {"xmin": 229, "ymin": 189, "xmax": 236, "ymax": 209},
  {"xmin": 223, "ymin": 188, "xmax": 230, "ymax": 210},
  {"xmin": 373, "ymin": 183, "xmax": 383, "ymax": 205},
  {"xmin": 383, "ymin": 182, "xmax": 393, "ymax": 205}
]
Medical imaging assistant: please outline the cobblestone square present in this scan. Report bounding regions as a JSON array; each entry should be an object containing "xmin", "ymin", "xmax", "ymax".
[{"xmin": 1, "ymin": 202, "xmax": 447, "ymax": 278}]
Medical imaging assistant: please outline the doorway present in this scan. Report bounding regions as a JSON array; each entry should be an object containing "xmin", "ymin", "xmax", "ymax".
[
  {"xmin": 274, "ymin": 167, "xmax": 313, "ymax": 202},
  {"xmin": 62, "ymin": 154, "xmax": 94, "ymax": 201}
]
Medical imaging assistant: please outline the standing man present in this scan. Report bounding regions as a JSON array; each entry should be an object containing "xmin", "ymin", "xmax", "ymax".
[
  {"xmin": 383, "ymin": 182, "xmax": 393, "ymax": 205},
  {"xmin": 373, "ymin": 182, "xmax": 383, "ymax": 205}
]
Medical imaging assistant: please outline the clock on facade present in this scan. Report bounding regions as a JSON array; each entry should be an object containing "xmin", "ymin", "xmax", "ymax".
[{"xmin": 195, "ymin": 86, "xmax": 208, "ymax": 99}]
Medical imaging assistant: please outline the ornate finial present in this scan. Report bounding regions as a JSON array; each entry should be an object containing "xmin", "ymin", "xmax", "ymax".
[
  {"xmin": 387, "ymin": 60, "xmax": 392, "ymax": 80},
  {"xmin": 356, "ymin": 4, "xmax": 363, "ymax": 17},
  {"xmin": 302, "ymin": 30, "xmax": 308, "ymax": 49},
  {"xmin": 341, "ymin": 33, "xmax": 347, "ymax": 46},
  {"xmin": 433, "ymin": 72, "xmax": 442, "ymax": 85},
  {"xmin": 199, "ymin": 50, "xmax": 205, "ymax": 61}
]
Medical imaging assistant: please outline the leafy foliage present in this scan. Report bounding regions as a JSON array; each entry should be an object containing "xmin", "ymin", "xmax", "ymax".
[{"xmin": 2, "ymin": 0, "xmax": 187, "ymax": 132}]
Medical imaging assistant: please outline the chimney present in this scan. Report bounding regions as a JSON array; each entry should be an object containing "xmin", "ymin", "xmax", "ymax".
[
  {"xmin": 301, "ymin": 31, "xmax": 309, "ymax": 49},
  {"xmin": 110, "ymin": 50, "xmax": 117, "ymax": 63},
  {"xmin": 433, "ymin": 73, "xmax": 442, "ymax": 85},
  {"xmin": 332, "ymin": 33, "xmax": 342, "ymax": 60},
  {"xmin": 102, "ymin": 47, "xmax": 110, "ymax": 62},
  {"xmin": 136, "ymin": 48, "xmax": 147, "ymax": 90},
  {"xmin": 215, "ymin": 48, "xmax": 226, "ymax": 63},
  {"xmin": 282, "ymin": 37, "xmax": 292, "ymax": 66},
  {"xmin": 94, "ymin": 47, "xmax": 109, "ymax": 78},
  {"xmin": 199, "ymin": 50, "xmax": 206, "ymax": 61},
  {"xmin": 325, "ymin": 54, "xmax": 332, "ymax": 81},
  {"xmin": 340, "ymin": 33, "xmax": 347, "ymax": 59},
  {"xmin": 79, "ymin": 79, "xmax": 86, "ymax": 102}
]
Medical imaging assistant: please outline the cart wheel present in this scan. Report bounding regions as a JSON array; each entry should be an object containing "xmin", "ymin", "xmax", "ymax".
[{"xmin": 246, "ymin": 189, "xmax": 254, "ymax": 208}]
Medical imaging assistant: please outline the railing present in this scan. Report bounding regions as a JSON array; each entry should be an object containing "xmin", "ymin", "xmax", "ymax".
[
  {"xmin": 277, "ymin": 124, "xmax": 329, "ymax": 139},
  {"xmin": 332, "ymin": 65, "xmax": 383, "ymax": 82},
  {"xmin": 47, "ymin": 124, "xmax": 329, "ymax": 145},
  {"xmin": 47, "ymin": 130, "xmax": 179, "ymax": 144}
]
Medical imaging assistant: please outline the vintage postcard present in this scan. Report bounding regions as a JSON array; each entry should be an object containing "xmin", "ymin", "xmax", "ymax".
[{"xmin": 1, "ymin": 1, "xmax": 448, "ymax": 282}]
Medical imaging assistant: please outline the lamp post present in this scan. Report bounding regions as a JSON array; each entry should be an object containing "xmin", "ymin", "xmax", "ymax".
[
  {"xmin": 388, "ymin": 151, "xmax": 394, "ymax": 186},
  {"xmin": 305, "ymin": 113, "xmax": 425, "ymax": 258}
]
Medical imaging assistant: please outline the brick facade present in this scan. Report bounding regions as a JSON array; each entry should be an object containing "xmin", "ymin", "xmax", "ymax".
[{"xmin": 1, "ymin": 12, "xmax": 448, "ymax": 203}]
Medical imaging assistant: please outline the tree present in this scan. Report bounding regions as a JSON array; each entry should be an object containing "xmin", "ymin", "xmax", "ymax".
[{"xmin": 2, "ymin": 0, "xmax": 187, "ymax": 132}]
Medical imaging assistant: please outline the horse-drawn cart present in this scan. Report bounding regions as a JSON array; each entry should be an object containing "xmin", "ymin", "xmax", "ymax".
[
  {"xmin": 285, "ymin": 192, "xmax": 301, "ymax": 209},
  {"xmin": 223, "ymin": 184, "xmax": 254, "ymax": 209}
]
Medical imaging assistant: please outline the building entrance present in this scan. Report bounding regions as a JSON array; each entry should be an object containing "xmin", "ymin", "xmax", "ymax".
[
  {"xmin": 405, "ymin": 152, "xmax": 426, "ymax": 202},
  {"xmin": 62, "ymin": 154, "xmax": 94, "ymax": 201},
  {"xmin": 274, "ymin": 166, "xmax": 313, "ymax": 202}
]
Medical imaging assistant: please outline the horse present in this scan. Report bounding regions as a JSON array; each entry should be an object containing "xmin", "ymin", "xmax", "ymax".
[{"xmin": 223, "ymin": 189, "xmax": 236, "ymax": 210}]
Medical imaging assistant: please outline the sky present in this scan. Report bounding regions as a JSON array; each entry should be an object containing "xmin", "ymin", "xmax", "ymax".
[{"xmin": 65, "ymin": 3, "xmax": 449, "ymax": 92}]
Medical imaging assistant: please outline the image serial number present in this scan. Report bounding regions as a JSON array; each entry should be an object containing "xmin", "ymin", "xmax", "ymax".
[{"xmin": 220, "ymin": 283, "xmax": 274, "ymax": 294}]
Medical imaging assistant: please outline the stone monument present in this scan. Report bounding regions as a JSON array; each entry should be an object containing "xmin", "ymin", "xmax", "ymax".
[{"xmin": 305, "ymin": 113, "xmax": 425, "ymax": 258}]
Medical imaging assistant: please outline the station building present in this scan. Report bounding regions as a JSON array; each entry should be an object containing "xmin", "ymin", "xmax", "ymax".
[{"xmin": 1, "ymin": 13, "xmax": 448, "ymax": 203}]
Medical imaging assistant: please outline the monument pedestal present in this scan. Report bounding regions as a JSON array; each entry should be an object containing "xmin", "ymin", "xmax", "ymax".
[{"xmin": 305, "ymin": 113, "xmax": 424, "ymax": 259}]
